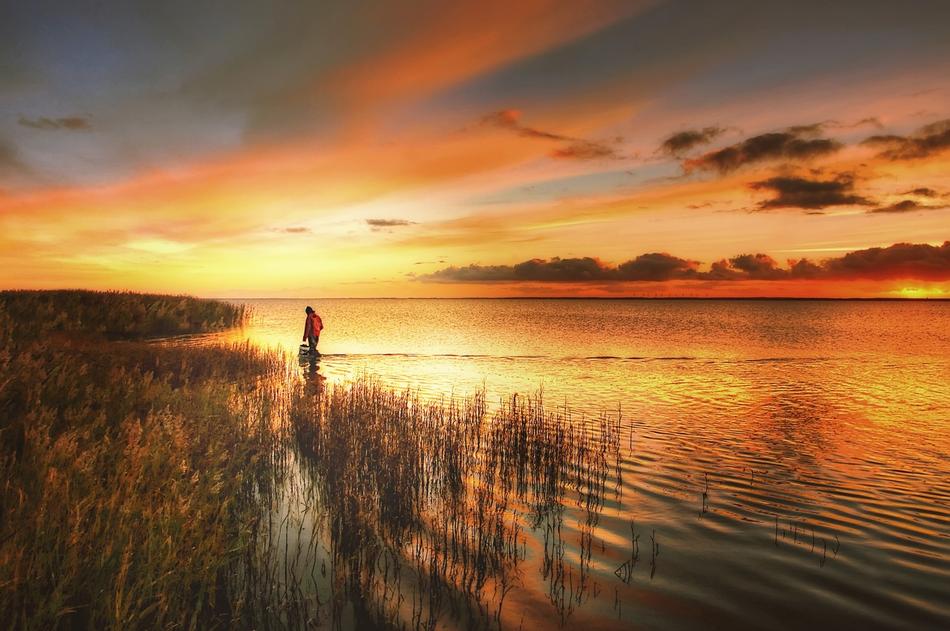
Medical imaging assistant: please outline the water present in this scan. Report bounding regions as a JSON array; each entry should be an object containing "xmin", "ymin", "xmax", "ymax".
[{"xmin": 201, "ymin": 299, "xmax": 950, "ymax": 629}]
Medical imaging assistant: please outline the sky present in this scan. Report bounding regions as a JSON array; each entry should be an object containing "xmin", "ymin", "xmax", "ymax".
[{"xmin": 1, "ymin": 0, "xmax": 949, "ymax": 298}]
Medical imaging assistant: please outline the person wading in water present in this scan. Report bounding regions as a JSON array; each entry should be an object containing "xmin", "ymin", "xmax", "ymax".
[{"xmin": 302, "ymin": 306, "xmax": 324, "ymax": 355}]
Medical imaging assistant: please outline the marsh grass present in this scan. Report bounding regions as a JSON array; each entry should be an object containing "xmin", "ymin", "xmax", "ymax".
[
  {"xmin": 1, "ymin": 290, "xmax": 627, "ymax": 630},
  {"xmin": 286, "ymin": 380, "xmax": 622, "ymax": 628},
  {"xmin": 0, "ymin": 292, "xmax": 276, "ymax": 629},
  {"xmin": 0, "ymin": 290, "xmax": 246, "ymax": 342},
  {"xmin": 0, "ymin": 342, "xmax": 295, "ymax": 629}
]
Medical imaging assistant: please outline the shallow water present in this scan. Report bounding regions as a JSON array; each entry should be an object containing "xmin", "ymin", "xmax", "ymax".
[{"xmin": 200, "ymin": 299, "xmax": 950, "ymax": 629}]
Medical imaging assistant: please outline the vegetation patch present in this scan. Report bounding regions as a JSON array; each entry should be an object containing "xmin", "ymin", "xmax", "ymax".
[{"xmin": 1, "ymin": 291, "xmax": 624, "ymax": 630}]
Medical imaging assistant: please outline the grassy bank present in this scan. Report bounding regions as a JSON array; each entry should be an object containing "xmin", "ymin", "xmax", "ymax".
[
  {"xmin": 0, "ymin": 290, "xmax": 246, "ymax": 342},
  {"xmin": 0, "ymin": 291, "xmax": 279, "ymax": 629}
]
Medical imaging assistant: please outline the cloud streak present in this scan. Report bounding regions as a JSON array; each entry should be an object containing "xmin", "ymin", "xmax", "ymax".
[
  {"xmin": 366, "ymin": 218, "xmax": 415, "ymax": 227},
  {"xmin": 901, "ymin": 187, "xmax": 939, "ymax": 198},
  {"xmin": 480, "ymin": 109, "xmax": 619, "ymax": 160},
  {"xmin": 868, "ymin": 200, "xmax": 948, "ymax": 214},
  {"xmin": 684, "ymin": 126, "xmax": 841, "ymax": 174},
  {"xmin": 366, "ymin": 218, "xmax": 417, "ymax": 232},
  {"xmin": 480, "ymin": 110, "xmax": 568, "ymax": 141},
  {"xmin": 862, "ymin": 118, "xmax": 950, "ymax": 160},
  {"xmin": 18, "ymin": 116, "xmax": 91, "ymax": 131},
  {"xmin": 421, "ymin": 242, "xmax": 950, "ymax": 283}
]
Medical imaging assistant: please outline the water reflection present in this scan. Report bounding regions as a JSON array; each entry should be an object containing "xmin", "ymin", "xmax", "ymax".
[
  {"xmin": 182, "ymin": 299, "xmax": 949, "ymax": 628},
  {"xmin": 282, "ymin": 381, "xmax": 624, "ymax": 629},
  {"xmin": 299, "ymin": 352, "xmax": 327, "ymax": 397}
]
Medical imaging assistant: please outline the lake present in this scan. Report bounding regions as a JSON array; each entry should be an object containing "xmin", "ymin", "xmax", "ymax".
[{"xmin": 195, "ymin": 299, "xmax": 949, "ymax": 629}]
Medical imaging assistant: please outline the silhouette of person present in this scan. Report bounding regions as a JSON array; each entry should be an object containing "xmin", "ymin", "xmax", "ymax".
[{"xmin": 302, "ymin": 305, "xmax": 324, "ymax": 355}]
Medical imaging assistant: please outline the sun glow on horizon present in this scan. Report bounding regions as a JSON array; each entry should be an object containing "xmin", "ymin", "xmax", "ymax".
[{"xmin": 894, "ymin": 286, "xmax": 949, "ymax": 299}]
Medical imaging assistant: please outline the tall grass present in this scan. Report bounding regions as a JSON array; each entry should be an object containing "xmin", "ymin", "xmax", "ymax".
[
  {"xmin": 0, "ymin": 290, "xmax": 246, "ymax": 342},
  {"xmin": 1, "ymin": 291, "xmax": 624, "ymax": 630},
  {"xmin": 0, "ymin": 291, "xmax": 276, "ymax": 629},
  {"xmin": 286, "ymin": 380, "xmax": 621, "ymax": 628},
  {"xmin": 0, "ymin": 340, "xmax": 291, "ymax": 629}
]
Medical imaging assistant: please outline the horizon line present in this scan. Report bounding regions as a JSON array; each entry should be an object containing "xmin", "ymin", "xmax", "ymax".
[
  {"xmin": 4, "ymin": 289, "xmax": 947, "ymax": 301},
  {"xmin": 207, "ymin": 296, "xmax": 950, "ymax": 301}
]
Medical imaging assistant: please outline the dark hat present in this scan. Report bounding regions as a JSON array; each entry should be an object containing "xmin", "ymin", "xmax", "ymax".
[{"xmin": 305, "ymin": 306, "xmax": 313, "ymax": 313}]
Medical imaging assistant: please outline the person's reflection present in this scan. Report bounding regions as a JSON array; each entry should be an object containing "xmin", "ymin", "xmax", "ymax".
[{"xmin": 299, "ymin": 353, "xmax": 326, "ymax": 396}]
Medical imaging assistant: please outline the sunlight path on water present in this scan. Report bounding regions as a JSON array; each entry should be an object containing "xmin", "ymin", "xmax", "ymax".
[{"xmin": 177, "ymin": 299, "xmax": 950, "ymax": 629}]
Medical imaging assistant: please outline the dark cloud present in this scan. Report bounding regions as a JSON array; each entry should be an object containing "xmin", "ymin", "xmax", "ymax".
[
  {"xmin": 749, "ymin": 175, "xmax": 873, "ymax": 210},
  {"xmin": 421, "ymin": 242, "xmax": 950, "ymax": 283},
  {"xmin": 480, "ymin": 109, "xmax": 618, "ymax": 160},
  {"xmin": 901, "ymin": 187, "xmax": 939, "ymax": 197},
  {"xmin": 550, "ymin": 141, "xmax": 618, "ymax": 160},
  {"xmin": 821, "ymin": 242, "xmax": 950, "ymax": 281},
  {"xmin": 366, "ymin": 218, "xmax": 416, "ymax": 230},
  {"xmin": 684, "ymin": 127, "xmax": 841, "ymax": 174},
  {"xmin": 726, "ymin": 254, "xmax": 787, "ymax": 279},
  {"xmin": 702, "ymin": 253, "xmax": 842, "ymax": 280},
  {"xmin": 786, "ymin": 258, "xmax": 825, "ymax": 278},
  {"xmin": 867, "ymin": 199, "xmax": 947, "ymax": 214},
  {"xmin": 616, "ymin": 253, "xmax": 699, "ymax": 280},
  {"xmin": 861, "ymin": 118, "xmax": 950, "ymax": 160},
  {"xmin": 659, "ymin": 126, "xmax": 724, "ymax": 156},
  {"xmin": 423, "ymin": 253, "xmax": 699, "ymax": 282},
  {"xmin": 280, "ymin": 226, "xmax": 311, "ymax": 233},
  {"xmin": 512, "ymin": 257, "xmax": 613, "ymax": 281},
  {"xmin": 424, "ymin": 263, "xmax": 525, "ymax": 282},
  {"xmin": 18, "ymin": 115, "xmax": 91, "ymax": 131}
]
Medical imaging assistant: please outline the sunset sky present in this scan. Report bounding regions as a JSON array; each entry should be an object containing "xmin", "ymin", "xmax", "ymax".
[{"xmin": 2, "ymin": 0, "xmax": 949, "ymax": 298}]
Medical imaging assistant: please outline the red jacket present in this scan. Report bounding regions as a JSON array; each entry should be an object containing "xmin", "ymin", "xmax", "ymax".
[{"xmin": 303, "ymin": 313, "xmax": 323, "ymax": 340}]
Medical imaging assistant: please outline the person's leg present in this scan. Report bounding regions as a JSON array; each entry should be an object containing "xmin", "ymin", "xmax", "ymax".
[
  {"xmin": 308, "ymin": 334, "xmax": 316, "ymax": 353},
  {"xmin": 313, "ymin": 335, "xmax": 320, "ymax": 353}
]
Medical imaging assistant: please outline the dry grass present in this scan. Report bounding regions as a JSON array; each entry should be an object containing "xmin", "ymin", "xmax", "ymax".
[
  {"xmin": 1, "ymin": 291, "xmax": 624, "ymax": 630},
  {"xmin": 0, "ymin": 290, "xmax": 246, "ymax": 342},
  {"xmin": 287, "ymin": 380, "xmax": 621, "ymax": 628},
  {"xmin": 0, "ymin": 292, "xmax": 277, "ymax": 630}
]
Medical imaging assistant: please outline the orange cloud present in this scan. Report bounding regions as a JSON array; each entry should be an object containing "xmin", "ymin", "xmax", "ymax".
[{"xmin": 3, "ymin": 32, "xmax": 948, "ymax": 300}]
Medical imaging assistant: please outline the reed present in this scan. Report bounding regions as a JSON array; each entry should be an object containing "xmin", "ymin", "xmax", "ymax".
[
  {"xmin": 0, "ymin": 289, "xmax": 246, "ymax": 343},
  {"xmin": 287, "ymin": 382, "xmax": 622, "ymax": 628},
  {"xmin": 1, "ymin": 290, "xmax": 627, "ymax": 630},
  {"xmin": 0, "ymin": 293, "xmax": 277, "ymax": 629}
]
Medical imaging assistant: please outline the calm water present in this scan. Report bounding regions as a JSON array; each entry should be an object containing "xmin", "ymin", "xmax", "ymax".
[{"xmin": 200, "ymin": 299, "xmax": 950, "ymax": 629}]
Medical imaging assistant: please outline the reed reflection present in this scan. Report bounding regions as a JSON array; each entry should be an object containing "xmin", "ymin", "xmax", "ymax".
[{"xmin": 173, "ymin": 298, "xmax": 949, "ymax": 628}]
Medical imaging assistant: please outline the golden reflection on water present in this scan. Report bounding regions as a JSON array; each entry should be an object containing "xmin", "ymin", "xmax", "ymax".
[{"xmin": 197, "ymin": 299, "xmax": 949, "ymax": 628}]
